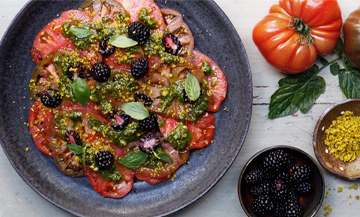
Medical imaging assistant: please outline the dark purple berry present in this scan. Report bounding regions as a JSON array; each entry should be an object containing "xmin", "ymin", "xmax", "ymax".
[
  {"xmin": 139, "ymin": 112, "xmax": 157, "ymax": 132},
  {"xmin": 289, "ymin": 164, "xmax": 311, "ymax": 182},
  {"xmin": 95, "ymin": 150, "xmax": 114, "ymax": 170},
  {"xmin": 139, "ymin": 134, "xmax": 160, "ymax": 154},
  {"xmin": 163, "ymin": 33, "xmax": 182, "ymax": 55},
  {"xmin": 128, "ymin": 21, "xmax": 150, "ymax": 43},
  {"xmin": 99, "ymin": 36, "xmax": 115, "ymax": 57},
  {"xmin": 67, "ymin": 63, "xmax": 84, "ymax": 80},
  {"xmin": 131, "ymin": 57, "xmax": 149, "ymax": 78},
  {"xmin": 245, "ymin": 169, "xmax": 264, "ymax": 185},
  {"xmin": 91, "ymin": 61, "xmax": 111, "ymax": 82},
  {"xmin": 41, "ymin": 89, "xmax": 62, "ymax": 108},
  {"xmin": 65, "ymin": 130, "xmax": 83, "ymax": 146},
  {"xmin": 109, "ymin": 110, "xmax": 130, "ymax": 129},
  {"xmin": 135, "ymin": 92, "xmax": 152, "ymax": 106}
]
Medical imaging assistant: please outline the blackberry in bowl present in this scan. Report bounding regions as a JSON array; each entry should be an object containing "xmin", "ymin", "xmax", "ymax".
[{"xmin": 238, "ymin": 146, "xmax": 324, "ymax": 217}]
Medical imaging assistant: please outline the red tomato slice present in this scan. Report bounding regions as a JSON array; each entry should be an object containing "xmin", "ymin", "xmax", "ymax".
[
  {"xmin": 31, "ymin": 10, "xmax": 92, "ymax": 64},
  {"xmin": 186, "ymin": 112, "xmax": 214, "ymax": 150},
  {"xmin": 134, "ymin": 142, "xmax": 189, "ymax": 184},
  {"xmin": 190, "ymin": 50, "xmax": 227, "ymax": 112},
  {"xmin": 29, "ymin": 100, "xmax": 56, "ymax": 157},
  {"xmin": 85, "ymin": 163, "xmax": 135, "ymax": 198},
  {"xmin": 115, "ymin": 0, "xmax": 165, "ymax": 31},
  {"xmin": 105, "ymin": 47, "xmax": 143, "ymax": 72}
]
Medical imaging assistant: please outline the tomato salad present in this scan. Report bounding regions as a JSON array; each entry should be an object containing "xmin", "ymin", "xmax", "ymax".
[{"xmin": 28, "ymin": 0, "xmax": 227, "ymax": 198}]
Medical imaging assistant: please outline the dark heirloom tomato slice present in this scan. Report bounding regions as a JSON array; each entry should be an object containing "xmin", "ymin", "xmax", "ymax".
[
  {"xmin": 49, "ymin": 100, "xmax": 105, "ymax": 177},
  {"xmin": 161, "ymin": 8, "xmax": 194, "ymax": 54},
  {"xmin": 190, "ymin": 50, "xmax": 227, "ymax": 112},
  {"xmin": 186, "ymin": 112, "xmax": 214, "ymax": 150},
  {"xmin": 29, "ymin": 100, "xmax": 56, "ymax": 157},
  {"xmin": 134, "ymin": 142, "xmax": 189, "ymax": 184},
  {"xmin": 115, "ymin": 0, "xmax": 165, "ymax": 32},
  {"xmin": 29, "ymin": 48, "xmax": 102, "ymax": 101},
  {"xmin": 31, "ymin": 10, "xmax": 92, "ymax": 64},
  {"xmin": 78, "ymin": 0, "xmax": 126, "ymax": 22},
  {"xmin": 85, "ymin": 163, "xmax": 135, "ymax": 198}
]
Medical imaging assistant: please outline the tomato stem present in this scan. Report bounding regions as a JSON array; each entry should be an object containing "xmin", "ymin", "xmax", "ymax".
[{"xmin": 289, "ymin": 17, "xmax": 315, "ymax": 46}]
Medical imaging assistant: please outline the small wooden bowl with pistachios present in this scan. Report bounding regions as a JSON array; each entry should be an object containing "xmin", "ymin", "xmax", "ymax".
[{"xmin": 313, "ymin": 98, "xmax": 360, "ymax": 180}]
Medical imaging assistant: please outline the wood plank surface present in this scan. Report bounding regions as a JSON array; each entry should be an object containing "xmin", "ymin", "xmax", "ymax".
[{"xmin": 1, "ymin": 0, "xmax": 360, "ymax": 216}]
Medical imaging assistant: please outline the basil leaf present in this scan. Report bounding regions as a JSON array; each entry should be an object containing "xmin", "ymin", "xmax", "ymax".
[
  {"xmin": 69, "ymin": 27, "xmax": 93, "ymax": 38},
  {"xmin": 338, "ymin": 61, "xmax": 360, "ymax": 98},
  {"xmin": 72, "ymin": 78, "xmax": 90, "ymax": 106},
  {"xmin": 158, "ymin": 152, "xmax": 171, "ymax": 164},
  {"xmin": 330, "ymin": 62, "xmax": 340, "ymax": 76},
  {"xmin": 333, "ymin": 37, "xmax": 344, "ymax": 56},
  {"xmin": 120, "ymin": 102, "xmax": 149, "ymax": 120},
  {"xmin": 109, "ymin": 35, "xmax": 138, "ymax": 48},
  {"xmin": 268, "ymin": 65, "xmax": 325, "ymax": 119},
  {"xmin": 67, "ymin": 144, "xmax": 84, "ymax": 155},
  {"xmin": 118, "ymin": 152, "xmax": 148, "ymax": 169},
  {"xmin": 185, "ymin": 73, "xmax": 201, "ymax": 101}
]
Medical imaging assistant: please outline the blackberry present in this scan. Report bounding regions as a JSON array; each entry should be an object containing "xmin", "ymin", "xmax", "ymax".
[
  {"xmin": 91, "ymin": 61, "xmax": 111, "ymax": 83},
  {"xmin": 99, "ymin": 36, "xmax": 116, "ymax": 57},
  {"xmin": 67, "ymin": 63, "xmax": 84, "ymax": 80},
  {"xmin": 131, "ymin": 57, "xmax": 149, "ymax": 78},
  {"xmin": 65, "ymin": 130, "xmax": 83, "ymax": 146},
  {"xmin": 289, "ymin": 164, "xmax": 311, "ymax": 182},
  {"xmin": 273, "ymin": 202, "xmax": 285, "ymax": 217},
  {"xmin": 139, "ymin": 134, "xmax": 160, "ymax": 154},
  {"xmin": 95, "ymin": 150, "xmax": 114, "ymax": 171},
  {"xmin": 245, "ymin": 168, "xmax": 264, "ymax": 185},
  {"xmin": 135, "ymin": 92, "xmax": 152, "ymax": 106},
  {"xmin": 109, "ymin": 110, "xmax": 130, "ymax": 129},
  {"xmin": 41, "ymin": 89, "xmax": 62, "ymax": 108},
  {"xmin": 262, "ymin": 149, "xmax": 294, "ymax": 172},
  {"xmin": 250, "ymin": 181, "xmax": 271, "ymax": 198},
  {"xmin": 163, "ymin": 33, "xmax": 182, "ymax": 55},
  {"xmin": 294, "ymin": 182, "xmax": 312, "ymax": 195},
  {"xmin": 276, "ymin": 171, "xmax": 291, "ymax": 184},
  {"xmin": 287, "ymin": 190, "xmax": 300, "ymax": 201},
  {"xmin": 284, "ymin": 199, "xmax": 303, "ymax": 217},
  {"xmin": 128, "ymin": 21, "xmax": 150, "ymax": 43},
  {"xmin": 252, "ymin": 195, "xmax": 273, "ymax": 215},
  {"xmin": 271, "ymin": 179, "xmax": 290, "ymax": 202},
  {"xmin": 139, "ymin": 112, "xmax": 157, "ymax": 132}
]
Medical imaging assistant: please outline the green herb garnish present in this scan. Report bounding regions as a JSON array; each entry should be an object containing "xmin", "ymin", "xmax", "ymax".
[
  {"xmin": 109, "ymin": 35, "xmax": 138, "ymax": 48},
  {"xmin": 185, "ymin": 73, "xmax": 201, "ymax": 101},
  {"xmin": 120, "ymin": 102, "xmax": 149, "ymax": 120},
  {"xmin": 69, "ymin": 27, "xmax": 93, "ymax": 38},
  {"xmin": 72, "ymin": 78, "xmax": 90, "ymax": 106},
  {"xmin": 118, "ymin": 152, "xmax": 148, "ymax": 169}
]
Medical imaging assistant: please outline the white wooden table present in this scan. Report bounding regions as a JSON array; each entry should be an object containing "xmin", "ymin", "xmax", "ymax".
[{"xmin": 1, "ymin": 0, "xmax": 360, "ymax": 216}]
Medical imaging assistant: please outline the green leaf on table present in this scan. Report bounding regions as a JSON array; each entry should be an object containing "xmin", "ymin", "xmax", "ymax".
[
  {"xmin": 330, "ymin": 62, "xmax": 340, "ymax": 76},
  {"xmin": 118, "ymin": 152, "xmax": 148, "ymax": 169},
  {"xmin": 69, "ymin": 27, "xmax": 93, "ymax": 38},
  {"xmin": 120, "ymin": 102, "xmax": 149, "ymax": 120},
  {"xmin": 67, "ymin": 144, "xmax": 84, "ymax": 155},
  {"xmin": 72, "ymin": 78, "xmax": 90, "ymax": 106},
  {"xmin": 268, "ymin": 65, "xmax": 326, "ymax": 119},
  {"xmin": 339, "ymin": 59, "xmax": 360, "ymax": 98},
  {"xmin": 109, "ymin": 35, "xmax": 138, "ymax": 48},
  {"xmin": 319, "ymin": 56, "xmax": 329, "ymax": 65},
  {"xmin": 333, "ymin": 37, "xmax": 344, "ymax": 56}
]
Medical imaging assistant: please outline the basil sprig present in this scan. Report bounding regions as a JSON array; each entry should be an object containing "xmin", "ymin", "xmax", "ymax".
[
  {"xmin": 67, "ymin": 144, "xmax": 87, "ymax": 168},
  {"xmin": 72, "ymin": 78, "xmax": 90, "ymax": 106},
  {"xmin": 118, "ymin": 152, "xmax": 148, "ymax": 169},
  {"xmin": 153, "ymin": 151, "xmax": 171, "ymax": 164},
  {"xmin": 69, "ymin": 27, "xmax": 93, "ymax": 38},
  {"xmin": 185, "ymin": 73, "xmax": 201, "ymax": 101},
  {"xmin": 268, "ymin": 38, "xmax": 360, "ymax": 118},
  {"xmin": 120, "ymin": 102, "xmax": 149, "ymax": 120},
  {"xmin": 109, "ymin": 35, "xmax": 138, "ymax": 48}
]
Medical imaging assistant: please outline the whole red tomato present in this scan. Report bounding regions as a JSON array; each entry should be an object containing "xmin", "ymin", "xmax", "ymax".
[
  {"xmin": 253, "ymin": 0, "xmax": 342, "ymax": 74},
  {"xmin": 343, "ymin": 7, "xmax": 360, "ymax": 69}
]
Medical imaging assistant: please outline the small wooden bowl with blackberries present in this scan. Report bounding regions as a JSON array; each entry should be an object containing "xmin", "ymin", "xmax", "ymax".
[{"xmin": 238, "ymin": 146, "xmax": 324, "ymax": 217}]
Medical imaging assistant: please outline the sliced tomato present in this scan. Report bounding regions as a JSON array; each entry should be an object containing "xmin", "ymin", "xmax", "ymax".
[
  {"xmin": 85, "ymin": 163, "xmax": 134, "ymax": 198},
  {"xmin": 78, "ymin": 0, "xmax": 126, "ymax": 22},
  {"xmin": 186, "ymin": 112, "xmax": 214, "ymax": 150},
  {"xmin": 29, "ymin": 100, "xmax": 56, "ymax": 157},
  {"xmin": 134, "ymin": 142, "xmax": 189, "ymax": 184},
  {"xmin": 190, "ymin": 50, "xmax": 227, "ymax": 112},
  {"xmin": 115, "ymin": 0, "xmax": 165, "ymax": 31},
  {"xmin": 31, "ymin": 10, "xmax": 92, "ymax": 64},
  {"xmin": 105, "ymin": 47, "xmax": 143, "ymax": 72}
]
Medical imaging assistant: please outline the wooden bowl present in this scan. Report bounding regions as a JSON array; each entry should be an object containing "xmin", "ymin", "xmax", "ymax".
[
  {"xmin": 238, "ymin": 146, "xmax": 325, "ymax": 217},
  {"xmin": 313, "ymin": 98, "xmax": 360, "ymax": 180}
]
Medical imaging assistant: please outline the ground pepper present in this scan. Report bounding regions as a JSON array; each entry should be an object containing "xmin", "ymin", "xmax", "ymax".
[{"xmin": 324, "ymin": 111, "xmax": 360, "ymax": 162}]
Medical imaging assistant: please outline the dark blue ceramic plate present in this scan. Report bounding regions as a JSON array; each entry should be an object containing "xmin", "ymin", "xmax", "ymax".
[{"xmin": 0, "ymin": 0, "xmax": 252, "ymax": 216}]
